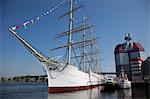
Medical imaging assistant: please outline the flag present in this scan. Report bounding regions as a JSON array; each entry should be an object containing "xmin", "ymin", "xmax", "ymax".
[
  {"xmin": 16, "ymin": 25, "xmax": 20, "ymax": 29},
  {"xmin": 54, "ymin": 6, "xmax": 57, "ymax": 9},
  {"xmin": 44, "ymin": 13, "xmax": 46, "ymax": 16},
  {"xmin": 46, "ymin": 11, "xmax": 49, "ymax": 14},
  {"xmin": 51, "ymin": 8, "xmax": 55, "ymax": 11},
  {"xmin": 31, "ymin": 19, "xmax": 34, "ymax": 24},
  {"xmin": 11, "ymin": 26, "xmax": 17, "ymax": 30},
  {"xmin": 23, "ymin": 21, "xmax": 30, "ymax": 28},
  {"xmin": 49, "ymin": 10, "xmax": 52, "ymax": 13},
  {"xmin": 37, "ymin": 17, "xmax": 40, "ymax": 20}
]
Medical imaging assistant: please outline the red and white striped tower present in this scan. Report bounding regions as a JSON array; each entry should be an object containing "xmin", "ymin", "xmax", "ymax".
[{"xmin": 114, "ymin": 33, "xmax": 146, "ymax": 81}]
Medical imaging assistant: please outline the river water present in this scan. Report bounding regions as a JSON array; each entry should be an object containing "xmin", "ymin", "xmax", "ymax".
[{"xmin": 0, "ymin": 82, "xmax": 149, "ymax": 99}]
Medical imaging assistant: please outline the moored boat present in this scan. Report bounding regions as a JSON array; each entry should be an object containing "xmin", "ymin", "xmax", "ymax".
[
  {"xmin": 116, "ymin": 69, "xmax": 131, "ymax": 89},
  {"xmin": 117, "ymin": 79, "xmax": 131, "ymax": 89}
]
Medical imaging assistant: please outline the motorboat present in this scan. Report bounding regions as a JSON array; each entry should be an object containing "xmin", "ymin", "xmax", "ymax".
[{"xmin": 116, "ymin": 69, "xmax": 131, "ymax": 89}]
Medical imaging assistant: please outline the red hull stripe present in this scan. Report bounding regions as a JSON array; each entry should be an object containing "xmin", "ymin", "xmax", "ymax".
[{"xmin": 48, "ymin": 85, "xmax": 100, "ymax": 93}]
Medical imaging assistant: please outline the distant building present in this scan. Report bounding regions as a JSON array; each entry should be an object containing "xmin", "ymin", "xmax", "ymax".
[
  {"xmin": 114, "ymin": 33, "xmax": 146, "ymax": 81},
  {"xmin": 142, "ymin": 57, "xmax": 150, "ymax": 81}
]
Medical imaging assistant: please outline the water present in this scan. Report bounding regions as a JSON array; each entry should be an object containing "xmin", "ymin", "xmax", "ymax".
[{"xmin": 0, "ymin": 82, "xmax": 149, "ymax": 99}]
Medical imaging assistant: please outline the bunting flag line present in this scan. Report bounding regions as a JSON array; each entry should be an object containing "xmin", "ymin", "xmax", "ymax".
[{"xmin": 10, "ymin": 0, "xmax": 66, "ymax": 31}]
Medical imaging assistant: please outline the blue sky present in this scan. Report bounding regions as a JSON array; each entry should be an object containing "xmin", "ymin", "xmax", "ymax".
[{"xmin": 1, "ymin": 0, "xmax": 150, "ymax": 77}]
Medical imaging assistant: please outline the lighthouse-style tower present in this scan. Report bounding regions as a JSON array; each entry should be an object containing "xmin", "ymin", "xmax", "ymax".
[{"xmin": 114, "ymin": 33, "xmax": 146, "ymax": 81}]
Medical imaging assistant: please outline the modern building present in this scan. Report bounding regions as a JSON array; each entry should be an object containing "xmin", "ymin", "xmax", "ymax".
[{"xmin": 114, "ymin": 33, "xmax": 146, "ymax": 81}]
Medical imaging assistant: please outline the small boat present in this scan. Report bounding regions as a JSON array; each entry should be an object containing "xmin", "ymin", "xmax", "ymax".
[
  {"xmin": 101, "ymin": 76, "xmax": 117, "ymax": 91},
  {"xmin": 117, "ymin": 69, "xmax": 131, "ymax": 89},
  {"xmin": 106, "ymin": 76, "xmax": 115, "ymax": 84},
  {"xmin": 117, "ymin": 79, "xmax": 131, "ymax": 89}
]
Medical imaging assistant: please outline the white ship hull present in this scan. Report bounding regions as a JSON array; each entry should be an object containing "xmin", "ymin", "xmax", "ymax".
[
  {"xmin": 43, "ymin": 63, "xmax": 104, "ymax": 93},
  {"xmin": 117, "ymin": 80, "xmax": 131, "ymax": 89}
]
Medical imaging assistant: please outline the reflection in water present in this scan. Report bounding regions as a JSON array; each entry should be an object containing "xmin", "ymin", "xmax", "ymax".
[
  {"xmin": 48, "ymin": 87, "xmax": 102, "ymax": 99},
  {"xmin": 117, "ymin": 89, "xmax": 132, "ymax": 99},
  {"xmin": 1, "ymin": 82, "xmax": 149, "ymax": 99},
  {"xmin": 48, "ymin": 86, "xmax": 119, "ymax": 99},
  {"xmin": 132, "ymin": 87, "xmax": 149, "ymax": 99},
  {"xmin": 48, "ymin": 86, "xmax": 149, "ymax": 99}
]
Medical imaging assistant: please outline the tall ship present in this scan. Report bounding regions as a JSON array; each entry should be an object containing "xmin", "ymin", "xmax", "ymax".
[{"xmin": 9, "ymin": 0, "xmax": 104, "ymax": 93}]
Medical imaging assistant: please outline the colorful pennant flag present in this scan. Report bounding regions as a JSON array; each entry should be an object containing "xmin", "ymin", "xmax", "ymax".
[
  {"xmin": 11, "ymin": 26, "xmax": 17, "ymax": 30},
  {"xmin": 37, "ymin": 17, "xmax": 40, "ymax": 20},
  {"xmin": 31, "ymin": 19, "xmax": 34, "ymax": 24},
  {"xmin": 23, "ymin": 21, "xmax": 30, "ymax": 28},
  {"xmin": 49, "ymin": 10, "xmax": 52, "ymax": 13},
  {"xmin": 44, "ymin": 13, "xmax": 46, "ymax": 16},
  {"xmin": 40, "ymin": 15, "xmax": 43, "ymax": 17},
  {"xmin": 46, "ymin": 12, "xmax": 49, "ymax": 14}
]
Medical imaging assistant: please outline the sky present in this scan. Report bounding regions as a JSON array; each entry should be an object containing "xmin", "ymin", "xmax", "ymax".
[{"xmin": 1, "ymin": 0, "xmax": 150, "ymax": 77}]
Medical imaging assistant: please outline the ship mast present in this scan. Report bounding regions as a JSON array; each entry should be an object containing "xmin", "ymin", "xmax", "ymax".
[
  {"xmin": 51, "ymin": 1, "xmax": 97, "ymax": 69},
  {"xmin": 83, "ymin": 16, "xmax": 87, "ymax": 70},
  {"xmin": 68, "ymin": 0, "xmax": 73, "ymax": 64},
  {"xmin": 90, "ymin": 28, "xmax": 94, "ymax": 70}
]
